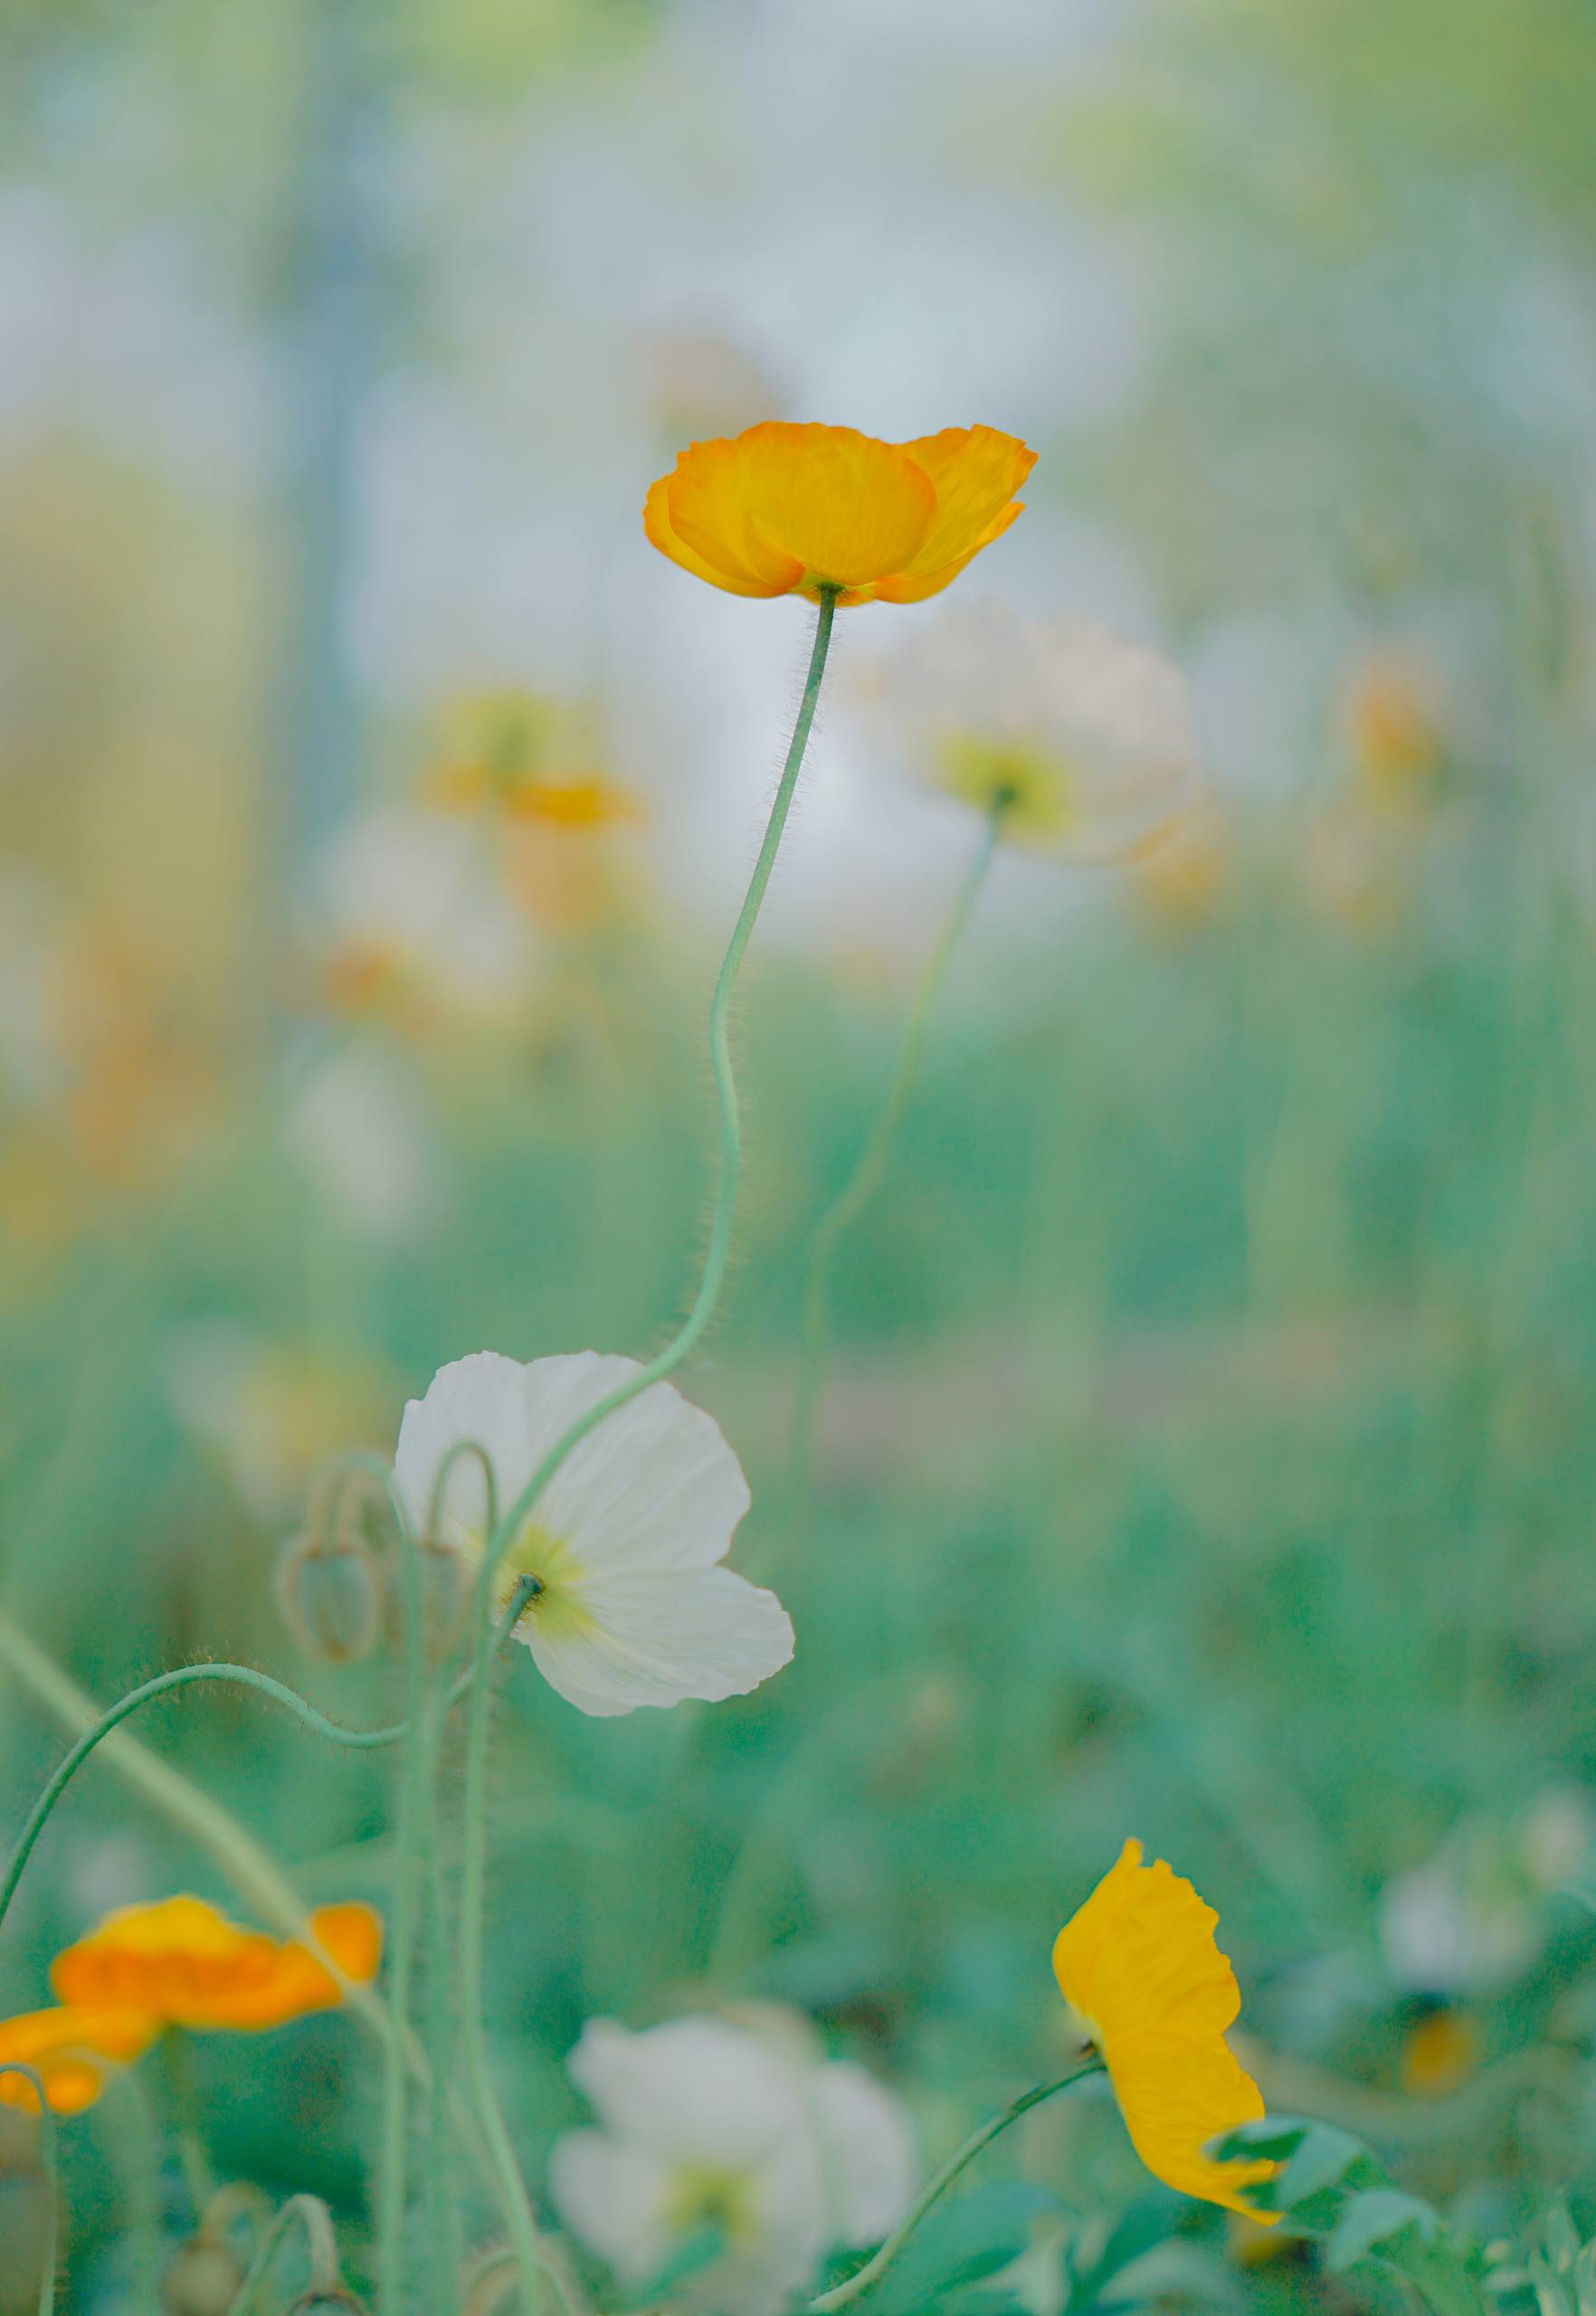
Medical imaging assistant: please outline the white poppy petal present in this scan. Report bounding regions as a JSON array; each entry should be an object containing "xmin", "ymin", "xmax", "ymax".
[
  {"xmin": 392, "ymin": 1351, "xmax": 537, "ymax": 1545},
  {"xmin": 526, "ymin": 1356, "xmax": 752, "ymax": 1576},
  {"xmin": 569, "ymin": 2017, "xmax": 806, "ymax": 2161},
  {"xmin": 528, "ymin": 1565, "xmax": 794, "ymax": 1718},
  {"xmin": 548, "ymin": 2129, "xmax": 673, "ymax": 2283}
]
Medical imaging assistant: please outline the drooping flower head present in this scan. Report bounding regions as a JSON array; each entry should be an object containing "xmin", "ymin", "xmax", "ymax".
[
  {"xmin": 51, "ymin": 1896, "xmax": 382, "ymax": 2033},
  {"xmin": 549, "ymin": 2010, "xmax": 916, "ymax": 2316},
  {"xmin": 0, "ymin": 2004, "xmax": 159, "ymax": 2114},
  {"xmin": 391, "ymin": 1351, "xmax": 793, "ymax": 1717},
  {"xmin": 645, "ymin": 422, "xmax": 1035, "ymax": 606},
  {"xmin": 1052, "ymin": 1839, "xmax": 1278, "ymax": 2218},
  {"xmin": 870, "ymin": 599, "xmax": 1200, "ymax": 859}
]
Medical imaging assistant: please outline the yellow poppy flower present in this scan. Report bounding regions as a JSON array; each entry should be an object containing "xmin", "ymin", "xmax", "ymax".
[
  {"xmin": 644, "ymin": 422, "xmax": 1035, "ymax": 606},
  {"xmin": 0, "ymin": 2003, "xmax": 160, "ymax": 2113},
  {"xmin": 1052, "ymin": 1839, "xmax": 1278, "ymax": 2219},
  {"xmin": 51, "ymin": 1895, "xmax": 382, "ymax": 2034}
]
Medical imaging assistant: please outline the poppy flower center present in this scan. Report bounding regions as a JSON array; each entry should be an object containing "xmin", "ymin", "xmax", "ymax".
[{"xmin": 496, "ymin": 1523, "xmax": 597, "ymax": 1644}]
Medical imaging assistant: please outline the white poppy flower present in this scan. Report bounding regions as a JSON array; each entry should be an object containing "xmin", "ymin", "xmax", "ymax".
[
  {"xmin": 869, "ymin": 596, "xmax": 1201, "ymax": 860},
  {"xmin": 548, "ymin": 2013, "xmax": 916, "ymax": 2316},
  {"xmin": 390, "ymin": 1351, "xmax": 793, "ymax": 1717}
]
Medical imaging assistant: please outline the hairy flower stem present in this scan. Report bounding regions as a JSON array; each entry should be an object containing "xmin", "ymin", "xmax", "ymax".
[
  {"xmin": 782, "ymin": 798, "xmax": 1003, "ymax": 1537},
  {"xmin": 231, "ymin": 2192, "xmax": 343, "ymax": 2311},
  {"xmin": 807, "ymin": 2062, "xmax": 1102, "ymax": 2315},
  {"xmin": 453, "ymin": 590, "xmax": 839, "ymax": 2315},
  {"xmin": 0, "ymin": 2064, "xmax": 58, "ymax": 2316}
]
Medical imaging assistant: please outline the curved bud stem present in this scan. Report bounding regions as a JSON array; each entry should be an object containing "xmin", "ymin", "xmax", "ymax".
[{"xmin": 806, "ymin": 2061, "xmax": 1103, "ymax": 2316}]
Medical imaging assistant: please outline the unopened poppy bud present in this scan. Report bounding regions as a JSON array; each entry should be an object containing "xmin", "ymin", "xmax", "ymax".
[
  {"xmin": 275, "ymin": 1530, "xmax": 384, "ymax": 1665},
  {"xmin": 161, "ymin": 2236, "xmax": 245, "ymax": 2316}
]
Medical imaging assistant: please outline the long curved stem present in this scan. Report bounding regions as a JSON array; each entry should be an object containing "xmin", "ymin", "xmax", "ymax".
[
  {"xmin": 807, "ymin": 2062, "xmax": 1101, "ymax": 2315},
  {"xmin": 784, "ymin": 803, "xmax": 1002, "ymax": 1527},
  {"xmin": 0, "ymin": 1571, "xmax": 534, "ymax": 1941},
  {"xmin": 0, "ymin": 1663, "xmax": 402, "ymax": 1938},
  {"xmin": 0, "ymin": 2064, "xmax": 58, "ymax": 2316},
  {"xmin": 452, "ymin": 592, "xmax": 838, "ymax": 2313}
]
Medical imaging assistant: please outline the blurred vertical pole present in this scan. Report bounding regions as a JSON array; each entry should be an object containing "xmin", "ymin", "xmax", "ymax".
[{"xmin": 275, "ymin": 0, "xmax": 386, "ymax": 902}]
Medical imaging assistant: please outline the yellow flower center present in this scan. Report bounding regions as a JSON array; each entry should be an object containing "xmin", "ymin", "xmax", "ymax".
[
  {"xmin": 494, "ymin": 1523, "xmax": 598, "ymax": 1645},
  {"xmin": 662, "ymin": 2160, "xmax": 755, "ymax": 2245},
  {"xmin": 936, "ymin": 736, "xmax": 1075, "ymax": 840}
]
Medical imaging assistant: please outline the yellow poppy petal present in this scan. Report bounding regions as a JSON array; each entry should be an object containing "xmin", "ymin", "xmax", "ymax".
[
  {"xmin": 0, "ymin": 2004, "xmax": 160, "ymax": 2113},
  {"xmin": 689, "ymin": 422, "xmax": 936, "ymax": 591},
  {"xmin": 310, "ymin": 1901, "xmax": 384, "ymax": 1983},
  {"xmin": 889, "ymin": 425, "xmax": 1036, "ymax": 583},
  {"xmin": 872, "ymin": 499, "xmax": 1025, "ymax": 605},
  {"xmin": 52, "ymin": 1894, "xmax": 381, "ymax": 2035},
  {"xmin": 1053, "ymin": 1839, "xmax": 1278, "ymax": 2220},
  {"xmin": 644, "ymin": 472, "xmax": 796, "ymax": 599}
]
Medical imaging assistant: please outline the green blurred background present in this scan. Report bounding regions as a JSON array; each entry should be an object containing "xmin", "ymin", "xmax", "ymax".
[{"xmin": 4, "ymin": 0, "xmax": 1596, "ymax": 2302}]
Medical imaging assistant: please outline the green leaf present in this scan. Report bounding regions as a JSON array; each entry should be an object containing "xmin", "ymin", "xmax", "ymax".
[{"xmin": 1328, "ymin": 2190, "xmax": 1439, "ymax": 2272}]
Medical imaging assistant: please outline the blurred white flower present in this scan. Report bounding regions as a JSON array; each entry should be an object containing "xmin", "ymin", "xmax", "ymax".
[
  {"xmin": 549, "ymin": 2011, "xmax": 916, "ymax": 2315},
  {"xmin": 390, "ymin": 1352, "xmax": 793, "ymax": 1716},
  {"xmin": 310, "ymin": 807, "xmax": 536, "ymax": 1030},
  {"xmin": 1380, "ymin": 1787, "xmax": 1592, "ymax": 1997},
  {"xmin": 282, "ymin": 1048, "xmax": 442, "ymax": 1247},
  {"xmin": 866, "ymin": 597, "xmax": 1201, "ymax": 859}
]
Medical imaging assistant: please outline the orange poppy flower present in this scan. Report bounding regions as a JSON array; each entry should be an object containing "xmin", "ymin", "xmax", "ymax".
[
  {"xmin": 1052, "ymin": 1840, "xmax": 1278, "ymax": 2218},
  {"xmin": 643, "ymin": 422, "xmax": 1035, "ymax": 606},
  {"xmin": 51, "ymin": 1895, "xmax": 383, "ymax": 2034},
  {"xmin": 0, "ymin": 2003, "xmax": 159, "ymax": 2113}
]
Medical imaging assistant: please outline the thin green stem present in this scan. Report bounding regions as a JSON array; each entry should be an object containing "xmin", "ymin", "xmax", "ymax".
[
  {"xmin": 452, "ymin": 591, "xmax": 838, "ymax": 2313},
  {"xmin": 0, "ymin": 2065, "xmax": 58, "ymax": 2316},
  {"xmin": 784, "ymin": 802, "xmax": 1002, "ymax": 1528},
  {"xmin": 227, "ymin": 2192, "xmax": 342, "ymax": 2313},
  {"xmin": 806, "ymin": 2062, "xmax": 1101, "ymax": 2315}
]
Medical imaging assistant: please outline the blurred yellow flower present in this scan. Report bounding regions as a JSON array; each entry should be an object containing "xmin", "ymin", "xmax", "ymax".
[
  {"xmin": 1051, "ymin": 1838, "xmax": 1278, "ymax": 2218},
  {"xmin": 0, "ymin": 2004, "xmax": 158, "ymax": 2114},
  {"xmin": 1339, "ymin": 650, "xmax": 1446, "ymax": 811},
  {"xmin": 644, "ymin": 422, "xmax": 1035, "ymax": 606},
  {"xmin": 1400, "ymin": 2005, "xmax": 1481, "ymax": 2099},
  {"xmin": 52, "ymin": 1896, "xmax": 382, "ymax": 2034},
  {"xmin": 426, "ymin": 689, "xmax": 638, "ymax": 831}
]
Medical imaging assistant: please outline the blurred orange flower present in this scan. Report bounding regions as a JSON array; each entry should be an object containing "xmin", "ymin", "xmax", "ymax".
[
  {"xmin": 0, "ymin": 2004, "xmax": 159, "ymax": 2113},
  {"xmin": 52, "ymin": 1896, "xmax": 382, "ymax": 2034},
  {"xmin": 426, "ymin": 689, "xmax": 638, "ymax": 831},
  {"xmin": 644, "ymin": 422, "xmax": 1035, "ymax": 606},
  {"xmin": 1052, "ymin": 1839, "xmax": 1278, "ymax": 2218}
]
